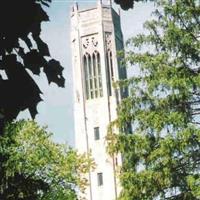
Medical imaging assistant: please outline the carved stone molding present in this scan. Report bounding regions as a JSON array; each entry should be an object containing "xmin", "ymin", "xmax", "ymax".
[
  {"xmin": 82, "ymin": 35, "xmax": 98, "ymax": 53},
  {"xmin": 83, "ymin": 38, "xmax": 89, "ymax": 49},
  {"xmin": 105, "ymin": 32, "xmax": 112, "ymax": 50},
  {"xmin": 91, "ymin": 36, "xmax": 98, "ymax": 47}
]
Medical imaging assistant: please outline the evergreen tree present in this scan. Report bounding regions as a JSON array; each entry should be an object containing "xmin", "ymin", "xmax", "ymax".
[{"xmin": 108, "ymin": 1, "xmax": 200, "ymax": 199}]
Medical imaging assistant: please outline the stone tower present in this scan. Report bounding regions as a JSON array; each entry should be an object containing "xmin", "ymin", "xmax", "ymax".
[{"xmin": 71, "ymin": 1, "xmax": 127, "ymax": 199}]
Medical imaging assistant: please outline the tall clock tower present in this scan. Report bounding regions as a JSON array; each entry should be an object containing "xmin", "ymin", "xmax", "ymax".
[{"xmin": 71, "ymin": 1, "xmax": 127, "ymax": 199}]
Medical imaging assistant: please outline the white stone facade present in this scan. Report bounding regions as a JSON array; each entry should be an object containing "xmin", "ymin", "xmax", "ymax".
[{"xmin": 71, "ymin": 2, "xmax": 126, "ymax": 200}]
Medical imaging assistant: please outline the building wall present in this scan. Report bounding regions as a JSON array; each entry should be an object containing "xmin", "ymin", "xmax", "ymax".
[{"xmin": 71, "ymin": 2, "xmax": 125, "ymax": 200}]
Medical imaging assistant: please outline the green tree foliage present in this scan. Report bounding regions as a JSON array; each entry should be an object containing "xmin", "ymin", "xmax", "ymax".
[
  {"xmin": 0, "ymin": 0, "xmax": 65, "ymax": 132},
  {"xmin": 108, "ymin": 0, "xmax": 200, "ymax": 199},
  {"xmin": 0, "ymin": 120, "xmax": 92, "ymax": 200}
]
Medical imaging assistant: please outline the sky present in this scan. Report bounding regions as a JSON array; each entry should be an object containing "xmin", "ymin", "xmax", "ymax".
[{"xmin": 18, "ymin": 0, "xmax": 155, "ymax": 147}]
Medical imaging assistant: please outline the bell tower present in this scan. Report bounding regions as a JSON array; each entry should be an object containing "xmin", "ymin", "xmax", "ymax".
[{"xmin": 71, "ymin": 1, "xmax": 126, "ymax": 199}]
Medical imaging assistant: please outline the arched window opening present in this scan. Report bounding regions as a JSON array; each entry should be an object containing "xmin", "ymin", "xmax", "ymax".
[
  {"xmin": 106, "ymin": 50, "xmax": 114, "ymax": 96},
  {"xmin": 93, "ymin": 53, "xmax": 98, "ymax": 98},
  {"xmin": 83, "ymin": 51, "xmax": 103, "ymax": 100},
  {"xmin": 109, "ymin": 51, "xmax": 114, "ymax": 81},
  {"xmin": 88, "ymin": 54, "xmax": 94, "ymax": 99},
  {"xmin": 97, "ymin": 52, "xmax": 103, "ymax": 97},
  {"xmin": 83, "ymin": 55, "xmax": 89, "ymax": 99},
  {"xmin": 106, "ymin": 52, "xmax": 112, "ymax": 96}
]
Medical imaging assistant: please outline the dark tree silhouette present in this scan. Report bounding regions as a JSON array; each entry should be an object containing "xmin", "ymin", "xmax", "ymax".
[
  {"xmin": 0, "ymin": 0, "xmax": 65, "ymax": 133},
  {"xmin": 114, "ymin": 0, "xmax": 154, "ymax": 10},
  {"xmin": 114, "ymin": 0, "xmax": 135, "ymax": 9}
]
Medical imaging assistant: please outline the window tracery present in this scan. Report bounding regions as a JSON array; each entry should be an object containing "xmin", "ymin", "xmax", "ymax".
[
  {"xmin": 83, "ymin": 51, "xmax": 103, "ymax": 100},
  {"xmin": 82, "ymin": 36, "xmax": 98, "ymax": 50}
]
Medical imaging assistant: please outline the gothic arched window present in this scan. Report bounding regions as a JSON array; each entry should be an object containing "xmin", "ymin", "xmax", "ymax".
[
  {"xmin": 83, "ymin": 55, "xmax": 89, "ymax": 99},
  {"xmin": 106, "ymin": 50, "xmax": 114, "ymax": 96},
  {"xmin": 83, "ymin": 51, "xmax": 103, "ymax": 99},
  {"xmin": 97, "ymin": 52, "xmax": 103, "ymax": 97},
  {"xmin": 93, "ymin": 53, "xmax": 98, "ymax": 98}
]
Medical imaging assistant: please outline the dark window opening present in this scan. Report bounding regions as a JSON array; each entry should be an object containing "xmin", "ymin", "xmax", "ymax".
[
  {"xmin": 97, "ymin": 52, "xmax": 103, "ymax": 97},
  {"xmin": 109, "ymin": 51, "xmax": 114, "ymax": 81},
  {"xmin": 94, "ymin": 127, "xmax": 100, "ymax": 140},
  {"xmin": 106, "ymin": 52, "xmax": 112, "ymax": 96},
  {"xmin": 84, "ymin": 55, "xmax": 89, "ymax": 99},
  {"xmin": 115, "ymin": 157, "xmax": 118, "ymax": 166},
  {"xmin": 97, "ymin": 172, "xmax": 103, "ymax": 186},
  {"xmin": 106, "ymin": 50, "xmax": 114, "ymax": 96}
]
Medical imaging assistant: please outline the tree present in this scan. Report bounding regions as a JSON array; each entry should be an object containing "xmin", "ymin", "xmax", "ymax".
[
  {"xmin": 114, "ymin": 0, "xmax": 154, "ymax": 10},
  {"xmin": 107, "ymin": 0, "xmax": 200, "ymax": 199},
  {"xmin": 0, "ymin": 120, "xmax": 93, "ymax": 200},
  {"xmin": 0, "ymin": 0, "xmax": 65, "ymax": 132}
]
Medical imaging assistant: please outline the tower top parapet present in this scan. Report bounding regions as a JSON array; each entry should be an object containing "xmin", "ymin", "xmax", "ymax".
[
  {"xmin": 99, "ymin": 0, "xmax": 112, "ymax": 6},
  {"xmin": 71, "ymin": 0, "xmax": 112, "ymax": 13},
  {"xmin": 71, "ymin": 1, "xmax": 78, "ymax": 16},
  {"xmin": 70, "ymin": 0, "xmax": 120, "ymax": 19},
  {"xmin": 97, "ymin": 0, "xmax": 102, "ymax": 5}
]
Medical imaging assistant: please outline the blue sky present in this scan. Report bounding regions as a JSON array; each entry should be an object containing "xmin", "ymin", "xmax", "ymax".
[{"xmin": 18, "ymin": 0, "xmax": 155, "ymax": 146}]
